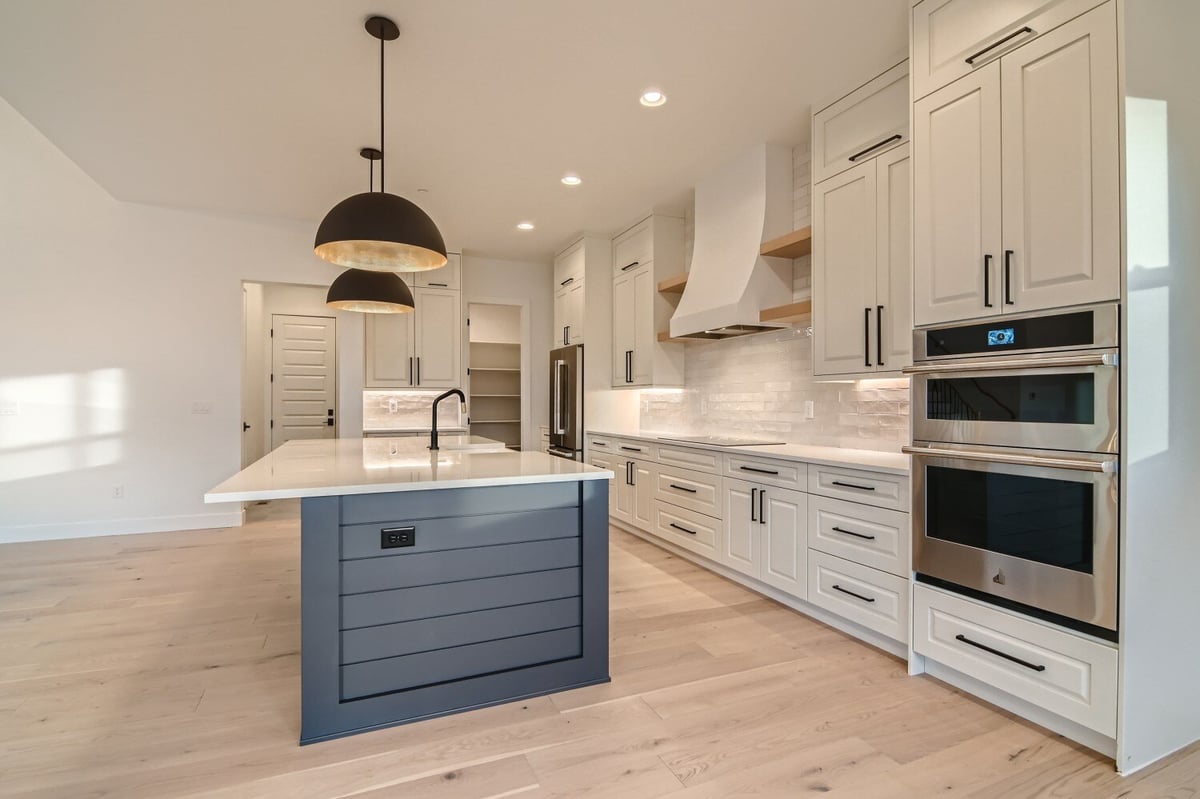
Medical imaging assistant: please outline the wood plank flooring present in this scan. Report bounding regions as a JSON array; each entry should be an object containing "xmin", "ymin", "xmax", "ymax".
[{"xmin": 1, "ymin": 500, "xmax": 1197, "ymax": 798}]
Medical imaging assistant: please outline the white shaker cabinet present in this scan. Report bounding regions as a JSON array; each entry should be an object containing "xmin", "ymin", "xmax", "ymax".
[
  {"xmin": 913, "ymin": 4, "xmax": 1119, "ymax": 326},
  {"xmin": 875, "ymin": 145, "xmax": 912, "ymax": 369},
  {"xmin": 610, "ymin": 215, "xmax": 685, "ymax": 388},
  {"xmin": 364, "ymin": 312, "xmax": 417, "ymax": 388},
  {"xmin": 912, "ymin": 0, "xmax": 1105, "ymax": 100},
  {"xmin": 554, "ymin": 280, "xmax": 584, "ymax": 347},
  {"xmin": 413, "ymin": 252, "xmax": 461, "ymax": 290},
  {"xmin": 812, "ymin": 61, "xmax": 910, "ymax": 185},
  {"xmin": 721, "ymin": 479, "xmax": 760, "ymax": 579},
  {"xmin": 759, "ymin": 486, "xmax": 808, "ymax": 598},
  {"xmin": 364, "ymin": 286, "xmax": 461, "ymax": 389}
]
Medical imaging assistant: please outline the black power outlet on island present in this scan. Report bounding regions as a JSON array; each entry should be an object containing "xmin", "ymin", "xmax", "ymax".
[{"xmin": 380, "ymin": 526, "xmax": 415, "ymax": 549}]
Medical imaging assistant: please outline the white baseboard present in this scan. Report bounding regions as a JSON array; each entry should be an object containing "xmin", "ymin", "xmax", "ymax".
[{"xmin": 0, "ymin": 509, "xmax": 245, "ymax": 544}]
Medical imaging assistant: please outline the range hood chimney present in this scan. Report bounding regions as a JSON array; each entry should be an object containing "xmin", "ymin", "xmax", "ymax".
[{"xmin": 669, "ymin": 143, "xmax": 794, "ymax": 340}]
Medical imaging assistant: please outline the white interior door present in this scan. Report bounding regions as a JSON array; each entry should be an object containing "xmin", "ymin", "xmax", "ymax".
[{"xmin": 271, "ymin": 314, "xmax": 336, "ymax": 450}]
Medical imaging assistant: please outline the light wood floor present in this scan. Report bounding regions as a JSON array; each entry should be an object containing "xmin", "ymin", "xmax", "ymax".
[{"xmin": 2, "ymin": 502, "xmax": 1198, "ymax": 798}]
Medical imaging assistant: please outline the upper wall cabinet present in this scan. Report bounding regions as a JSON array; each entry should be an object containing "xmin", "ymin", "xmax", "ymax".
[
  {"xmin": 912, "ymin": 3, "xmax": 1119, "ymax": 326},
  {"xmin": 912, "ymin": 0, "xmax": 1106, "ymax": 100},
  {"xmin": 365, "ymin": 286, "xmax": 462, "ymax": 389},
  {"xmin": 812, "ymin": 61, "xmax": 909, "ymax": 185},
  {"xmin": 611, "ymin": 215, "xmax": 685, "ymax": 388},
  {"xmin": 413, "ymin": 252, "xmax": 461, "ymax": 290},
  {"xmin": 554, "ymin": 240, "xmax": 586, "ymax": 346}
]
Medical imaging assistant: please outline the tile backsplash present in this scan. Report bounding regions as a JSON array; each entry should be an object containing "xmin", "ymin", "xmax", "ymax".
[{"xmin": 363, "ymin": 390, "xmax": 464, "ymax": 431}]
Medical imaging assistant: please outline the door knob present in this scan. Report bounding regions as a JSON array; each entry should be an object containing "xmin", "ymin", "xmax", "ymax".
[{"xmin": 242, "ymin": 422, "xmax": 251, "ymax": 432}]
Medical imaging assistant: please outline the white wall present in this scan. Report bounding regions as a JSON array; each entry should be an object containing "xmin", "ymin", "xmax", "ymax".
[
  {"xmin": 240, "ymin": 282, "xmax": 266, "ymax": 467},
  {"xmin": 462, "ymin": 255, "xmax": 553, "ymax": 451},
  {"xmin": 0, "ymin": 96, "xmax": 363, "ymax": 541}
]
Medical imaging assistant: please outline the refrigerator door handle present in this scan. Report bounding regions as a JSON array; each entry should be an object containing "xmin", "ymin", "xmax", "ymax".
[{"xmin": 553, "ymin": 359, "xmax": 568, "ymax": 435}]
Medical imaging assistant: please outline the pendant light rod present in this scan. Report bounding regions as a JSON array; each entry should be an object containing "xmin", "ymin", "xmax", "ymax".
[
  {"xmin": 360, "ymin": 147, "xmax": 382, "ymax": 193},
  {"xmin": 379, "ymin": 31, "xmax": 385, "ymax": 192},
  {"xmin": 364, "ymin": 16, "xmax": 399, "ymax": 191}
]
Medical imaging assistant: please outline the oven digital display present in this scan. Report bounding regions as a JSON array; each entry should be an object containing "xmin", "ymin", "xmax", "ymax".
[{"xmin": 987, "ymin": 327, "xmax": 1016, "ymax": 347}]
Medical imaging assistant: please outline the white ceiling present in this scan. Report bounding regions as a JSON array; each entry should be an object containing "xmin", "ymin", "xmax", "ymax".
[{"xmin": 0, "ymin": 0, "xmax": 907, "ymax": 261}]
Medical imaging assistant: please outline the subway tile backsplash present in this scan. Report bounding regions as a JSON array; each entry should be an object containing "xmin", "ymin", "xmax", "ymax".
[{"xmin": 363, "ymin": 390, "xmax": 464, "ymax": 431}]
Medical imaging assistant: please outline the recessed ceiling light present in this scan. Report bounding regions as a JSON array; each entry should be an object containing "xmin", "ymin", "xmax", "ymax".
[
  {"xmin": 516, "ymin": 221, "xmax": 535, "ymax": 231},
  {"xmin": 640, "ymin": 88, "xmax": 667, "ymax": 107},
  {"xmin": 561, "ymin": 174, "xmax": 582, "ymax": 186}
]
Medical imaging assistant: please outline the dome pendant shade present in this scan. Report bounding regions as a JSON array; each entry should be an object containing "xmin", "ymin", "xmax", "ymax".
[
  {"xmin": 314, "ymin": 192, "xmax": 447, "ymax": 272},
  {"xmin": 326, "ymin": 268, "xmax": 415, "ymax": 314}
]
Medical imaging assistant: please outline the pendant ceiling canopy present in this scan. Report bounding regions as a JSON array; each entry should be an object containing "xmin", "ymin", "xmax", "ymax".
[{"xmin": 314, "ymin": 15, "xmax": 447, "ymax": 273}]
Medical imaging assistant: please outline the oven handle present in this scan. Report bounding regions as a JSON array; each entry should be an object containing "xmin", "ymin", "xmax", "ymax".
[
  {"xmin": 902, "ymin": 445, "xmax": 1118, "ymax": 474},
  {"xmin": 901, "ymin": 352, "xmax": 1118, "ymax": 376}
]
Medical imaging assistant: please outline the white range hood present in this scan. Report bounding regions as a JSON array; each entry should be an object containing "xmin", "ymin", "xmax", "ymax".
[{"xmin": 669, "ymin": 143, "xmax": 794, "ymax": 340}]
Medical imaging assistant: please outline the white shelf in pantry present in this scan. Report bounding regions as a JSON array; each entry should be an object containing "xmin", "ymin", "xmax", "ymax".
[
  {"xmin": 469, "ymin": 394, "xmax": 520, "ymax": 398},
  {"xmin": 471, "ymin": 419, "xmax": 520, "ymax": 424},
  {"xmin": 469, "ymin": 367, "xmax": 520, "ymax": 373}
]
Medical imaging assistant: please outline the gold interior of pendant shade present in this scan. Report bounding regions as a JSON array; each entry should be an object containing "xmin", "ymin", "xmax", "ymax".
[
  {"xmin": 327, "ymin": 298, "xmax": 415, "ymax": 314},
  {"xmin": 314, "ymin": 239, "xmax": 448, "ymax": 272}
]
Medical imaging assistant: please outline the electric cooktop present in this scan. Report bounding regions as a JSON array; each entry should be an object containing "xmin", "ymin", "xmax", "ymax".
[{"xmin": 659, "ymin": 435, "xmax": 785, "ymax": 447}]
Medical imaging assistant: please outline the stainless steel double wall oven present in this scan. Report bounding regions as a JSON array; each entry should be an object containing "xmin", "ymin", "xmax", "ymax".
[{"xmin": 904, "ymin": 304, "xmax": 1119, "ymax": 638}]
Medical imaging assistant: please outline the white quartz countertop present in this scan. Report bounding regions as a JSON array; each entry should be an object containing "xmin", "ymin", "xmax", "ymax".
[
  {"xmin": 587, "ymin": 429, "xmax": 909, "ymax": 476},
  {"xmin": 205, "ymin": 437, "xmax": 612, "ymax": 503}
]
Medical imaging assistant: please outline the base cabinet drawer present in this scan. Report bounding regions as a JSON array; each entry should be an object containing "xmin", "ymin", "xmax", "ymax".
[
  {"xmin": 654, "ymin": 464, "xmax": 723, "ymax": 518},
  {"xmin": 808, "ymin": 495, "xmax": 910, "ymax": 577},
  {"xmin": 808, "ymin": 464, "xmax": 908, "ymax": 511},
  {"xmin": 655, "ymin": 443, "xmax": 721, "ymax": 474},
  {"xmin": 808, "ymin": 551, "xmax": 909, "ymax": 643},
  {"xmin": 650, "ymin": 501, "xmax": 720, "ymax": 559},
  {"xmin": 913, "ymin": 585, "xmax": 1117, "ymax": 736},
  {"xmin": 725, "ymin": 454, "xmax": 807, "ymax": 491}
]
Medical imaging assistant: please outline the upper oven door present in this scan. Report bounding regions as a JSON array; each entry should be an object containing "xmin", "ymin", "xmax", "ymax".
[{"xmin": 905, "ymin": 351, "xmax": 1119, "ymax": 453}]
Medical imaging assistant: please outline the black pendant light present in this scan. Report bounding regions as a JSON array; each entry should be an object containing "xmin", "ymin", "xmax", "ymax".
[
  {"xmin": 326, "ymin": 148, "xmax": 416, "ymax": 314},
  {"xmin": 314, "ymin": 16, "xmax": 447, "ymax": 273}
]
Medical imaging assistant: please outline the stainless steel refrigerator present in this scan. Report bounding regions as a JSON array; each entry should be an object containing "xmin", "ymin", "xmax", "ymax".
[{"xmin": 548, "ymin": 344, "xmax": 583, "ymax": 461}]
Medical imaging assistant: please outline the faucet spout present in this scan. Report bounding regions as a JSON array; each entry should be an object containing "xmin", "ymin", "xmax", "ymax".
[{"xmin": 429, "ymin": 388, "xmax": 466, "ymax": 451}]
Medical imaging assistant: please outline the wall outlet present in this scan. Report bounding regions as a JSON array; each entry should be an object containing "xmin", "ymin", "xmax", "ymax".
[
  {"xmin": 191, "ymin": 401, "xmax": 213, "ymax": 415},
  {"xmin": 388, "ymin": 399, "xmax": 398, "ymax": 413},
  {"xmin": 803, "ymin": 400, "xmax": 815, "ymax": 419},
  {"xmin": 0, "ymin": 400, "xmax": 19, "ymax": 416},
  {"xmin": 112, "ymin": 485, "xmax": 124, "ymax": 499}
]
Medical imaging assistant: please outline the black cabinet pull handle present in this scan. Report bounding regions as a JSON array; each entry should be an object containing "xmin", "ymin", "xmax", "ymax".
[
  {"xmin": 408, "ymin": 356, "xmax": 413, "ymax": 384},
  {"xmin": 669, "ymin": 522, "xmax": 698, "ymax": 536},
  {"xmin": 831, "ymin": 526, "xmax": 876, "ymax": 541},
  {"xmin": 832, "ymin": 584, "xmax": 876, "ymax": 603},
  {"xmin": 428, "ymin": 282, "xmax": 448, "ymax": 287},
  {"xmin": 626, "ymin": 461, "xmax": 633, "ymax": 485},
  {"xmin": 592, "ymin": 440, "xmax": 608, "ymax": 447},
  {"xmin": 965, "ymin": 26, "xmax": 1035, "ymax": 65},
  {"xmin": 416, "ymin": 358, "xmax": 421, "ymax": 385},
  {"xmin": 848, "ymin": 133, "xmax": 903, "ymax": 162},
  {"xmin": 668, "ymin": 483, "xmax": 698, "ymax": 493},
  {"xmin": 864, "ymin": 307, "xmax": 872, "ymax": 367},
  {"xmin": 621, "ymin": 260, "xmax": 639, "ymax": 272},
  {"xmin": 750, "ymin": 488, "xmax": 757, "ymax": 522},
  {"xmin": 983, "ymin": 254, "xmax": 993, "ymax": 308},
  {"xmin": 619, "ymin": 446, "xmax": 643, "ymax": 452},
  {"xmin": 1004, "ymin": 250, "xmax": 1015, "ymax": 305},
  {"xmin": 955, "ymin": 634, "xmax": 1046, "ymax": 672},
  {"xmin": 739, "ymin": 465, "xmax": 779, "ymax": 476},
  {"xmin": 560, "ymin": 277, "xmax": 574, "ymax": 286},
  {"xmin": 758, "ymin": 488, "xmax": 765, "ymax": 525},
  {"xmin": 831, "ymin": 480, "xmax": 875, "ymax": 492},
  {"xmin": 876, "ymin": 304, "xmax": 884, "ymax": 366}
]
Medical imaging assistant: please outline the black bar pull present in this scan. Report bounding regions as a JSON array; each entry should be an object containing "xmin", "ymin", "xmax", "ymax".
[
  {"xmin": 560, "ymin": 277, "xmax": 574, "ymax": 286},
  {"xmin": 563, "ymin": 326, "xmax": 568, "ymax": 345},
  {"xmin": 876, "ymin": 305, "xmax": 884, "ymax": 366},
  {"xmin": 408, "ymin": 356, "xmax": 413, "ymax": 384},
  {"xmin": 864, "ymin": 307, "xmax": 872, "ymax": 367},
  {"xmin": 428, "ymin": 282, "xmax": 448, "ymax": 287},
  {"xmin": 619, "ymin": 445, "xmax": 643, "ymax": 452},
  {"xmin": 669, "ymin": 483, "xmax": 698, "ymax": 493},
  {"xmin": 758, "ymin": 489, "xmax": 765, "ymax": 525},
  {"xmin": 669, "ymin": 522, "xmax": 698, "ymax": 536},
  {"xmin": 831, "ymin": 480, "xmax": 875, "ymax": 492},
  {"xmin": 416, "ymin": 358, "xmax": 421, "ymax": 385},
  {"xmin": 832, "ymin": 584, "xmax": 876, "ymax": 603},
  {"xmin": 965, "ymin": 26, "xmax": 1035, "ymax": 65},
  {"xmin": 1004, "ymin": 250, "xmax": 1015, "ymax": 305},
  {"xmin": 739, "ymin": 465, "xmax": 779, "ymax": 476},
  {"xmin": 626, "ymin": 461, "xmax": 633, "ymax": 485},
  {"xmin": 983, "ymin": 254, "xmax": 993, "ymax": 308},
  {"xmin": 566, "ymin": 325, "xmax": 571, "ymax": 342},
  {"xmin": 955, "ymin": 634, "xmax": 1046, "ymax": 672},
  {"xmin": 848, "ymin": 133, "xmax": 903, "ymax": 162},
  {"xmin": 831, "ymin": 526, "xmax": 876, "ymax": 541},
  {"xmin": 621, "ymin": 261, "xmax": 640, "ymax": 272},
  {"xmin": 750, "ymin": 488, "xmax": 757, "ymax": 522}
]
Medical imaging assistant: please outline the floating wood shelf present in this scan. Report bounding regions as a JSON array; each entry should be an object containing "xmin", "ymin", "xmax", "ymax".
[
  {"xmin": 657, "ymin": 272, "xmax": 689, "ymax": 294},
  {"xmin": 657, "ymin": 330, "xmax": 689, "ymax": 343},
  {"xmin": 760, "ymin": 226, "xmax": 813, "ymax": 259},
  {"xmin": 759, "ymin": 299, "xmax": 813, "ymax": 324}
]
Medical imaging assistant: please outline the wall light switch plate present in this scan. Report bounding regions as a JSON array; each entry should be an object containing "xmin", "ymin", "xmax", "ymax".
[
  {"xmin": 803, "ymin": 400, "xmax": 815, "ymax": 419},
  {"xmin": 191, "ymin": 401, "xmax": 213, "ymax": 415},
  {"xmin": 388, "ymin": 399, "xmax": 398, "ymax": 413}
]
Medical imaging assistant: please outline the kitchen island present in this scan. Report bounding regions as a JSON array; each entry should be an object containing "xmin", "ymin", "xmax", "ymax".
[{"xmin": 206, "ymin": 436, "xmax": 612, "ymax": 744}]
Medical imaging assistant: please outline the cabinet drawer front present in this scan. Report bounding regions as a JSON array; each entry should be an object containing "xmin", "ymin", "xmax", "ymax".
[
  {"xmin": 655, "ymin": 443, "xmax": 721, "ymax": 474},
  {"xmin": 341, "ymin": 597, "xmax": 582, "ymax": 664},
  {"xmin": 912, "ymin": 0, "xmax": 1104, "ymax": 100},
  {"xmin": 808, "ymin": 551, "xmax": 909, "ymax": 643},
  {"xmin": 340, "ymin": 507, "xmax": 579, "ymax": 560},
  {"xmin": 341, "ymin": 537, "xmax": 580, "ymax": 594},
  {"xmin": 341, "ymin": 567, "xmax": 580, "ymax": 629},
  {"xmin": 654, "ymin": 464, "xmax": 723, "ymax": 518},
  {"xmin": 613, "ymin": 439, "xmax": 653, "ymax": 459},
  {"xmin": 813, "ymin": 60, "xmax": 910, "ymax": 184},
  {"xmin": 913, "ymin": 585, "xmax": 1117, "ymax": 736},
  {"xmin": 651, "ymin": 500, "xmax": 720, "ymax": 559},
  {"xmin": 587, "ymin": 435, "xmax": 616, "ymax": 453},
  {"xmin": 807, "ymin": 496, "xmax": 909, "ymax": 577},
  {"xmin": 613, "ymin": 219, "xmax": 652, "ymax": 274},
  {"xmin": 341, "ymin": 627, "xmax": 581, "ymax": 700},
  {"xmin": 340, "ymin": 483, "xmax": 578, "ymax": 525},
  {"xmin": 724, "ymin": 455, "xmax": 806, "ymax": 490},
  {"xmin": 807, "ymin": 464, "xmax": 908, "ymax": 511}
]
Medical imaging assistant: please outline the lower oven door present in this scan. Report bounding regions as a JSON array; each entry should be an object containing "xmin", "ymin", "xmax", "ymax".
[{"xmin": 904, "ymin": 443, "xmax": 1118, "ymax": 633}]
